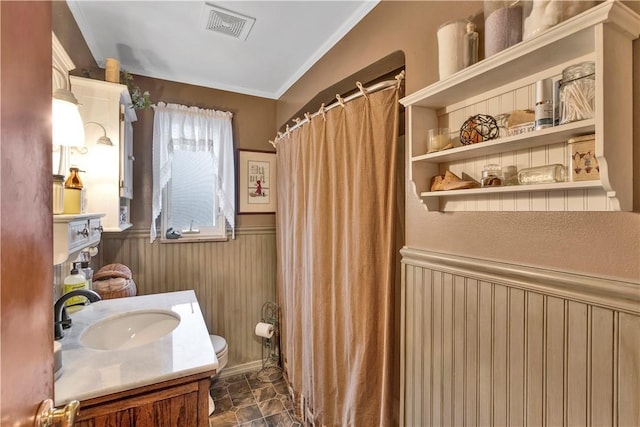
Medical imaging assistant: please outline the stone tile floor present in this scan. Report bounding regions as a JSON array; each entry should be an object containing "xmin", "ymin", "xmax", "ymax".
[{"xmin": 209, "ymin": 369, "xmax": 302, "ymax": 427}]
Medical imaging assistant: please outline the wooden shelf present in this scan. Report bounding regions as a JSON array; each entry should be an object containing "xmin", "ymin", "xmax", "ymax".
[
  {"xmin": 401, "ymin": 1, "xmax": 640, "ymax": 212},
  {"xmin": 412, "ymin": 120, "xmax": 595, "ymax": 164},
  {"xmin": 421, "ymin": 180, "xmax": 603, "ymax": 198}
]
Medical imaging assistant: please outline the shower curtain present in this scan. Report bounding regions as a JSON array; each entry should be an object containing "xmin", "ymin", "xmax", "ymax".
[{"xmin": 275, "ymin": 83, "xmax": 400, "ymax": 426}]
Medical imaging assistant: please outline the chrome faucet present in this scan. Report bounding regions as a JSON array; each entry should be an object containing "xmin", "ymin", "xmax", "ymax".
[{"xmin": 54, "ymin": 289, "xmax": 101, "ymax": 340}]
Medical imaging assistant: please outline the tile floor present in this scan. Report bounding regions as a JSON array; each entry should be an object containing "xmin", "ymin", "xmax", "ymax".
[{"xmin": 209, "ymin": 369, "xmax": 302, "ymax": 427}]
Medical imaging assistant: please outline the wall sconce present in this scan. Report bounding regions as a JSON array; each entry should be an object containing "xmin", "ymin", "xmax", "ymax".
[
  {"xmin": 84, "ymin": 122, "xmax": 114, "ymax": 146},
  {"xmin": 52, "ymin": 66, "xmax": 85, "ymax": 175}
]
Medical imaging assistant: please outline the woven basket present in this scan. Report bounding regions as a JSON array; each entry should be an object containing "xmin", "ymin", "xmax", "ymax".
[
  {"xmin": 93, "ymin": 263, "xmax": 136, "ymax": 299},
  {"xmin": 93, "ymin": 276, "xmax": 137, "ymax": 300}
]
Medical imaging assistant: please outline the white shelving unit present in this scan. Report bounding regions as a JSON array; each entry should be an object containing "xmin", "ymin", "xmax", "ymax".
[
  {"xmin": 400, "ymin": 0, "xmax": 640, "ymax": 212},
  {"xmin": 70, "ymin": 76, "xmax": 137, "ymax": 230}
]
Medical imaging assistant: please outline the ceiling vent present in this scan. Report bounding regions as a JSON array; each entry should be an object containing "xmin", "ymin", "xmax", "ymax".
[{"xmin": 201, "ymin": 3, "xmax": 256, "ymax": 41}]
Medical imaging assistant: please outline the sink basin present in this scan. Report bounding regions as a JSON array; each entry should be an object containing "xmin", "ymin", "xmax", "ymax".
[{"xmin": 80, "ymin": 310, "xmax": 180, "ymax": 350}]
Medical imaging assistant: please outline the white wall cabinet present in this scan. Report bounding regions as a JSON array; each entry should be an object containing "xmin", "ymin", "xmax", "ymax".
[
  {"xmin": 70, "ymin": 76, "xmax": 137, "ymax": 231},
  {"xmin": 400, "ymin": 1, "xmax": 640, "ymax": 212},
  {"xmin": 53, "ymin": 213, "xmax": 104, "ymax": 265}
]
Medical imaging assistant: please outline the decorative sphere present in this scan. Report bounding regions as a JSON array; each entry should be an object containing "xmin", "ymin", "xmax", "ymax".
[{"xmin": 459, "ymin": 114, "xmax": 499, "ymax": 145}]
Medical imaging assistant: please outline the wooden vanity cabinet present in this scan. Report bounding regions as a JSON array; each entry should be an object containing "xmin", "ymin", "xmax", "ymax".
[{"xmin": 74, "ymin": 371, "xmax": 214, "ymax": 427}]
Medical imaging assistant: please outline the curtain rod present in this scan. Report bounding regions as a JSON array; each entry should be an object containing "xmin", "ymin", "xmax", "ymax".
[{"xmin": 271, "ymin": 70, "xmax": 405, "ymax": 145}]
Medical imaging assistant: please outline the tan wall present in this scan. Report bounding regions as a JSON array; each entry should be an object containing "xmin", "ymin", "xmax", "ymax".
[{"xmin": 277, "ymin": 0, "xmax": 640, "ymax": 281}]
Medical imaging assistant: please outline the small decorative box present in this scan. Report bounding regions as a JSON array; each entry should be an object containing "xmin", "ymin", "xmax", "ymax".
[{"xmin": 567, "ymin": 134, "xmax": 599, "ymax": 181}]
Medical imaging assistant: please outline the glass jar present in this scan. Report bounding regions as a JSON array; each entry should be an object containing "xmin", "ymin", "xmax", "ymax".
[
  {"xmin": 559, "ymin": 61, "xmax": 595, "ymax": 124},
  {"xmin": 502, "ymin": 165, "xmax": 518, "ymax": 186},
  {"xmin": 518, "ymin": 164, "xmax": 565, "ymax": 184},
  {"xmin": 53, "ymin": 174, "xmax": 65, "ymax": 214},
  {"xmin": 437, "ymin": 20, "xmax": 467, "ymax": 79},
  {"xmin": 481, "ymin": 164, "xmax": 503, "ymax": 187}
]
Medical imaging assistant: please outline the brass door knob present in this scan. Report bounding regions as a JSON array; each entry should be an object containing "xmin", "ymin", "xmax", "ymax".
[{"xmin": 36, "ymin": 399, "xmax": 80, "ymax": 427}]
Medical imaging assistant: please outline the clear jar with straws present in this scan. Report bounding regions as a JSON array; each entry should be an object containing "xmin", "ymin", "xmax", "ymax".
[{"xmin": 559, "ymin": 61, "xmax": 595, "ymax": 124}]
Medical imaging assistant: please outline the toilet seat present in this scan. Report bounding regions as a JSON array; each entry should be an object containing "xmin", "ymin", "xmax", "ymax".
[
  {"xmin": 210, "ymin": 335, "xmax": 228, "ymax": 371},
  {"xmin": 208, "ymin": 334, "xmax": 228, "ymax": 416}
]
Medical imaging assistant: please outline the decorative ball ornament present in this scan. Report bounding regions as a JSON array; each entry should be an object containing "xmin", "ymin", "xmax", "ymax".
[{"xmin": 459, "ymin": 114, "xmax": 499, "ymax": 145}]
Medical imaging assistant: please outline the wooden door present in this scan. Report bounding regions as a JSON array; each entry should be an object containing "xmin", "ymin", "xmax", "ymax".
[{"xmin": 0, "ymin": 2, "xmax": 55, "ymax": 426}]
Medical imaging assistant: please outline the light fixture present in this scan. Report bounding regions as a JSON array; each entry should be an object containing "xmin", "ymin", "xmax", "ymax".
[
  {"xmin": 84, "ymin": 122, "xmax": 114, "ymax": 146},
  {"xmin": 52, "ymin": 66, "xmax": 85, "ymax": 148},
  {"xmin": 52, "ymin": 65, "xmax": 85, "ymax": 175}
]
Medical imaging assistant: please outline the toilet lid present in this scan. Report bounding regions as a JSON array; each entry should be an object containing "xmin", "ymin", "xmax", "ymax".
[{"xmin": 210, "ymin": 335, "xmax": 227, "ymax": 354}]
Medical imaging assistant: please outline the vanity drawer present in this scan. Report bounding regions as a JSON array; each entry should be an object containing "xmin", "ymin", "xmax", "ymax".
[
  {"xmin": 68, "ymin": 220, "xmax": 91, "ymax": 253},
  {"xmin": 89, "ymin": 218, "xmax": 103, "ymax": 245},
  {"xmin": 54, "ymin": 213, "xmax": 105, "ymax": 265}
]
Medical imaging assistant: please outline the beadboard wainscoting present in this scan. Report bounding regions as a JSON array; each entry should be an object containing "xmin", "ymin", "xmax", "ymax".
[
  {"xmin": 93, "ymin": 226, "xmax": 277, "ymax": 370},
  {"xmin": 401, "ymin": 248, "xmax": 640, "ymax": 427}
]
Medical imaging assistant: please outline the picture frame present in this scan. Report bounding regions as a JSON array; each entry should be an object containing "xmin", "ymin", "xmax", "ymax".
[{"xmin": 238, "ymin": 149, "xmax": 276, "ymax": 214}]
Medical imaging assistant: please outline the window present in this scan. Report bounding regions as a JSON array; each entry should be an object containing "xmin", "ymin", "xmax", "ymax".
[
  {"xmin": 151, "ymin": 102, "xmax": 235, "ymax": 242},
  {"xmin": 161, "ymin": 150, "xmax": 226, "ymax": 239}
]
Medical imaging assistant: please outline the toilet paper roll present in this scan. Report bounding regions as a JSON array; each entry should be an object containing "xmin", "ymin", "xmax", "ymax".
[{"xmin": 255, "ymin": 322, "xmax": 274, "ymax": 339}]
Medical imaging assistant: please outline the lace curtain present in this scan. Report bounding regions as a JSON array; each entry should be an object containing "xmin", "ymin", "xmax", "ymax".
[{"xmin": 150, "ymin": 102, "xmax": 235, "ymax": 242}]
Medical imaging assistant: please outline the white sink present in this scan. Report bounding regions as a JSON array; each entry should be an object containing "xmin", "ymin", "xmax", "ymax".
[{"xmin": 80, "ymin": 309, "xmax": 180, "ymax": 350}]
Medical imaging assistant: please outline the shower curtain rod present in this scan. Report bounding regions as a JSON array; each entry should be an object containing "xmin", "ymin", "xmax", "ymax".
[{"xmin": 271, "ymin": 70, "xmax": 405, "ymax": 145}]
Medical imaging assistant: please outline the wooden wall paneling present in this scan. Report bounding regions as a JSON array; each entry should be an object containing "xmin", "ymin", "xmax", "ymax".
[
  {"xmin": 567, "ymin": 301, "xmax": 588, "ymax": 426},
  {"xmin": 452, "ymin": 275, "xmax": 466, "ymax": 426},
  {"xmin": 591, "ymin": 306, "xmax": 614, "ymax": 426},
  {"xmin": 493, "ymin": 285, "xmax": 508, "ymax": 426},
  {"xmin": 401, "ymin": 248, "xmax": 639, "ymax": 427},
  {"xmin": 431, "ymin": 271, "xmax": 443, "ymax": 425},
  {"xmin": 617, "ymin": 313, "xmax": 640, "ymax": 426},
  {"xmin": 401, "ymin": 263, "xmax": 412, "ymax": 427},
  {"xmin": 478, "ymin": 281, "xmax": 493, "ymax": 426},
  {"xmin": 545, "ymin": 296, "xmax": 565, "ymax": 426},
  {"xmin": 508, "ymin": 288, "xmax": 526, "ymax": 427},
  {"xmin": 525, "ymin": 292, "xmax": 544, "ymax": 426},
  {"xmin": 413, "ymin": 269, "xmax": 432, "ymax": 425},
  {"xmin": 441, "ymin": 273, "xmax": 454, "ymax": 426},
  {"xmin": 465, "ymin": 278, "xmax": 479, "ymax": 426}
]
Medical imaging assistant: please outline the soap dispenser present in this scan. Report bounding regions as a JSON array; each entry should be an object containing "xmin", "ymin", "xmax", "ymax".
[
  {"xmin": 63, "ymin": 262, "xmax": 89, "ymax": 311},
  {"xmin": 63, "ymin": 167, "xmax": 86, "ymax": 214}
]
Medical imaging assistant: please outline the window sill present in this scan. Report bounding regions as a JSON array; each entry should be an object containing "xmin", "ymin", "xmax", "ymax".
[{"xmin": 159, "ymin": 235, "xmax": 228, "ymax": 244}]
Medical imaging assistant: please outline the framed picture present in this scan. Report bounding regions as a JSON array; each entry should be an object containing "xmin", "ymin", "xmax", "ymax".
[{"xmin": 238, "ymin": 149, "xmax": 276, "ymax": 214}]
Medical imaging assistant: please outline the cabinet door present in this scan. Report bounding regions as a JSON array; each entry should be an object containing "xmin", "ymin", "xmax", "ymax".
[
  {"xmin": 75, "ymin": 381, "xmax": 205, "ymax": 427},
  {"xmin": 120, "ymin": 105, "xmax": 134, "ymax": 199}
]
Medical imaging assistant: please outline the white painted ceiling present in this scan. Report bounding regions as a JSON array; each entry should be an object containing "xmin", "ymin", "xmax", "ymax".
[{"xmin": 67, "ymin": 0, "xmax": 379, "ymax": 99}]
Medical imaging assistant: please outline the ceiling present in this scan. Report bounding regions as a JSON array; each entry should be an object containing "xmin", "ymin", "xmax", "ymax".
[{"xmin": 67, "ymin": 0, "xmax": 379, "ymax": 100}]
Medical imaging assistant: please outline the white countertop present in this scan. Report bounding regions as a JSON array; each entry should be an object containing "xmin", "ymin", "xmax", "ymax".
[{"xmin": 54, "ymin": 290, "xmax": 217, "ymax": 406}]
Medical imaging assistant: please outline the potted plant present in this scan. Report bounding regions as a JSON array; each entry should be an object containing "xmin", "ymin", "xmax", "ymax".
[{"xmin": 120, "ymin": 70, "xmax": 152, "ymax": 110}]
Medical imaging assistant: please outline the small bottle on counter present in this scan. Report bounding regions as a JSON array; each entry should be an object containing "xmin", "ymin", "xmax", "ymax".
[
  {"xmin": 534, "ymin": 78, "xmax": 554, "ymax": 130},
  {"xmin": 463, "ymin": 21, "xmax": 479, "ymax": 68}
]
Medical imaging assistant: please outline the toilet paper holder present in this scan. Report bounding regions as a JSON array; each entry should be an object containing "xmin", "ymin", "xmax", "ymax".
[{"xmin": 256, "ymin": 301, "xmax": 282, "ymax": 382}]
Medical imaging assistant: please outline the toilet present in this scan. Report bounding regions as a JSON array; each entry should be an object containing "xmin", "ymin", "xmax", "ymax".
[{"xmin": 208, "ymin": 334, "xmax": 228, "ymax": 415}]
